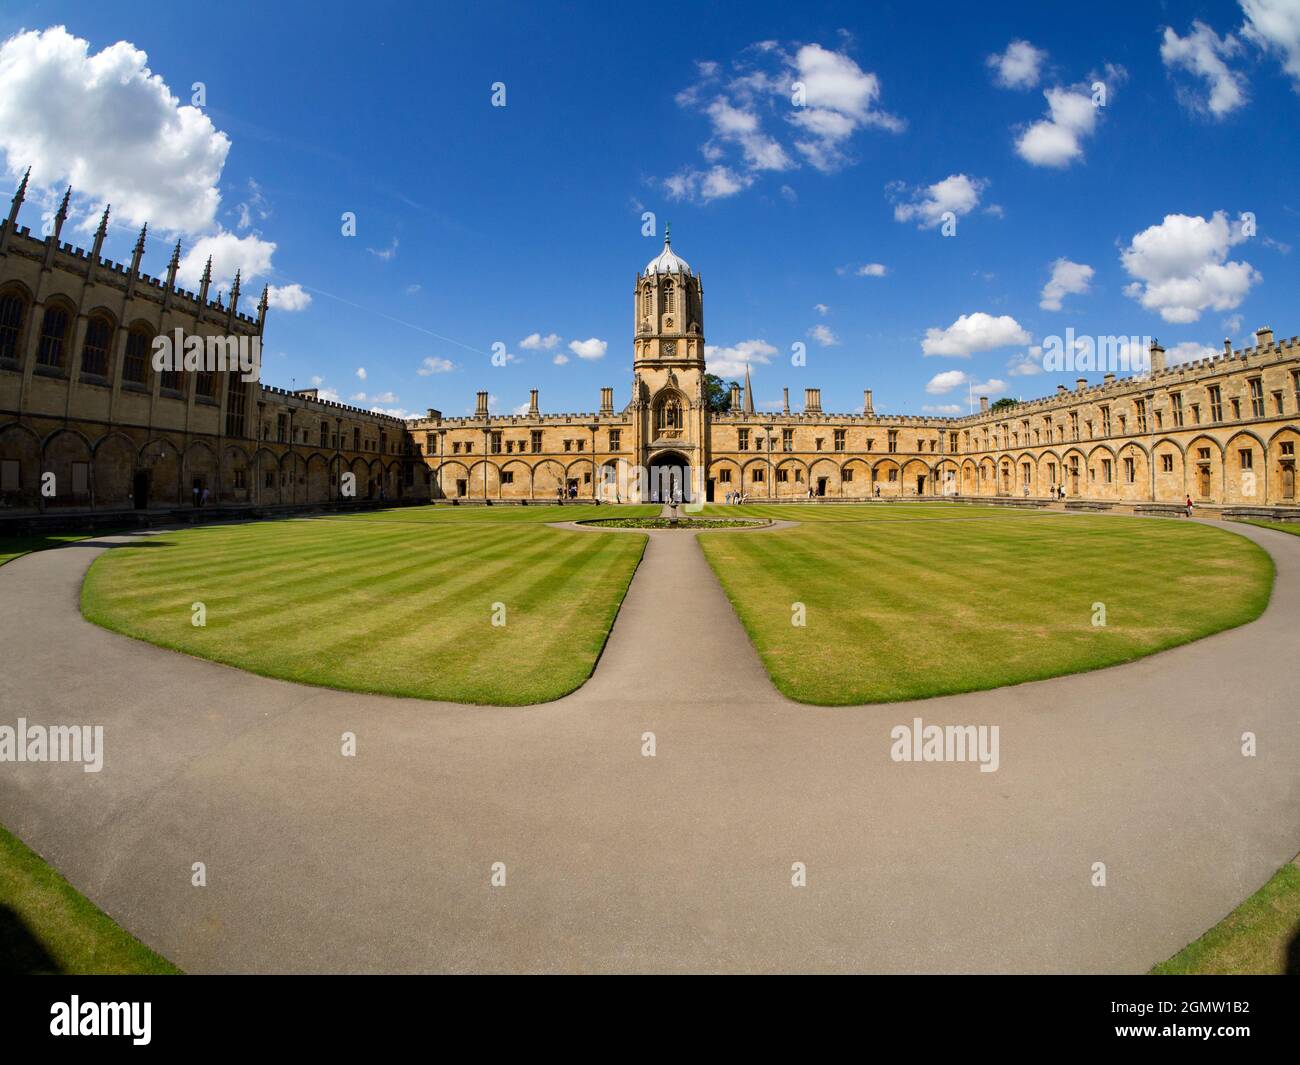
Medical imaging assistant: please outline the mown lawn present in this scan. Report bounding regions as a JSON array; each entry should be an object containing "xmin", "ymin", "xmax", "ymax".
[
  {"xmin": 698, "ymin": 506, "xmax": 1274, "ymax": 704},
  {"xmin": 82, "ymin": 507, "xmax": 655, "ymax": 704},
  {"xmin": 0, "ymin": 825, "xmax": 180, "ymax": 975},
  {"xmin": 1152, "ymin": 860, "xmax": 1300, "ymax": 975},
  {"xmin": 1234, "ymin": 519, "xmax": 1300, "ymax": 537}
]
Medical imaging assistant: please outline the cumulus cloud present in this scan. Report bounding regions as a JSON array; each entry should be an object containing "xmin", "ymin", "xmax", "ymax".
[
  {"xmin": 176, "ymin": 231, "xmax": 275, "ymax": 289},
  {"xmin": 356, "ymin": 367, "xmax": 367, "ymax": 380},
  {"xmin": 921, "ymin": 313, "xmax": 1031, "ymax": 357},
  {"xmin": 1160, "ymin": 21, "xmax": 1248, "ymax": 117},
  {"xmin": 416, "ymin": 357, "xmax": 454, "ymax": 375},
  {"xmin": 1242, "ymin": 0, "xmax": 1300, "ymax": 90},
  {"xmin": 925, "ymin": 369, "xmax": 969, "ymax": 394},
  {"xmin": 1007, "ymin": 345, "xmax": 1046, "ymax": 376},
  {"xmin": 705, "ymin": 338, "xmax": 777, "ymax": 377},
  {"xmin": 987, "ymin": 40, "xmax": 1047, "ymax": 89},
  {"xmin": 813, "ymin": 303, "xmax": 829, "ymax": 315},
  {"xmin": 266, "ymin": 283, "xmax": 311, "ymax": 312},
  {"xmin": 1119, "ymin": 211, "xmax": 1260, "ymax": 323},
  {"xmin": 568, "ymin": 337, "xmax": 607, "ymax": 360},
  {"xmin": 922, "ymin": 403, "xmax": 963, "ymax": 415},
  {"xmin": 1015, "ymin": 87, "xmax": 1100, "ymax": 167},
  {"xmin": 856, "ymin": 262, "xmax": 887, "ymax": 276},
  {"xmin": 1039, "ymin": 258, "xmax": 1094, "ymax": 311},
  {"xmin": 520, "ymin": 332, "xmax": 561, "ymax": 350},
  {"xmin": 0, "ymin": 26, "xmax": 229, "ymax": 233},
  {"xmin": 1166, "ymin": 340, "xmax": 1219, "ymax": 365},
  {"xmin": 889, "ymin": 174, "xmax": 987, "ymax": 229},
  {"xmin": 808, "ymin": 323, "xmax": 839, "ymax": 346},
  {"xmin": 552, "ymin": 353, "xmax": 569, "ymax": 365},
  {"xmin": 662, "ymin": 40, "xmax": 901, "ymax": 201}
]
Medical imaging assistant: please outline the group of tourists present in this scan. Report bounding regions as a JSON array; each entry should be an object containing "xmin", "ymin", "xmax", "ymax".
[{"xmin": 722, "ymin": 491, "xmax": 747, "ymax": 505}]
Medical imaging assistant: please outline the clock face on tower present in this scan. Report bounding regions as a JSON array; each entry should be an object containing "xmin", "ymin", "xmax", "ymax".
[{"xmin": 663, "ymin": 340, "xmax": 676, "ymax": 356}]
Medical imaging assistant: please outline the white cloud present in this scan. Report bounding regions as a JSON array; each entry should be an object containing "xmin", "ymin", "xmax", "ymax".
[
  {"xmin": 813, "ymin": 303, "xmax": 829, "ymax": 315},
  {"xmin": 405, "ymin": 283, "xmax": 421, "ymax": 295},
  {"xmin": 176, "ymin": 231, "xmax": 274, "ymax": 289},
  {"xmin": 662, "ymin": 40, "xmax": 901, "ymax": 201},
  {"xmin": 808, "ymin": 323, "xmax": 839, "ymax": 346},
  {"xmin": 520, "ymin": 332, "xmax": 561, "ymax": 350},
  {"xmin": 664, "ymin": 165, "xmax": 753, "ymax": 203},
  {"xmin": 316, "ymin": 387, "xmax": 341, "ymax": 402},
  {"xmin": 0, "ymin": 27, "xmax": 230, "ymax": 234},
  {"xmin": 1015, "ymin": 87, "xmax": 1099, "ymax": 167},
  {"xmin": 233, "ymin": 178, "xmax": 269, "ymax": 231},
  {"xmin": 568, "ymin": 337, "xmax": 607, "ymax": 360},
  {"xmin": 267, "ymin": 283, "xmax": 311, "ymax": 311},
  {"xmin": 890, "ymin": 174, "xmax": 986, "ymax": 229},
  {"xmin": 705, "ymin": 338, "xmax": 777, "ymax": 377},
  {"xmin": 552, "ymin": 353, "xmax": 569, "ymax": 365},
  {"xmin": 1242, "ymin": 0, "xmax": 1300, "ymax": 90},
  {"xmin": 987, "ymin": 40, "xmax": 1047, "ymax": 89},
  {"xmin": 925, "ymin": 369, "xmax": 969, "ymax": 394},
  {"xmin": 1166, "ymin": 341, "xmax": 1218, "ymax": 365},
  {"xmin": 922, "ymin": 403, "xmax": 963, "ymax": 415},
  {"xmin": 1119, "ymin": 211, "xmax": 1260, "ymax": 323},
  {"xmin": 512, "ymin": 402, "xmax": 531, "ymax": 416},
  {"xmin": 368, "ymin": 406, "xmax": 415, "ymax": 419},
  {"xmin": 367, "ymin": 236, "xmax": 398, "ymax": 261},
  {"xmin": 1007, "ymin": 346, "xmax": 1045, "ymax": 376},
  {"xmin": 856, "ymin": 262, "xmax": 887, "ymax": 276},
  {"xmin": 1161, "ymin": 21, "xmax": 1248, "ymax": 117},
  {"xmin": 356, "ymin": 367, "xmax": 367, "ymax": 380},
  {"xmin": 970, "ymin": 378, "xmax": 1008, "ymax": 395},
  {"xmin": 416, "ymin": 357, "xmax": 454, "ymax": 375},
  {"xmin": 922, "ymin": 313, "xmax": 1031, "ymax": 357},
  {"xmin": 1039, "ymin": 258, "xmax": 1095, "ymax": 311}
]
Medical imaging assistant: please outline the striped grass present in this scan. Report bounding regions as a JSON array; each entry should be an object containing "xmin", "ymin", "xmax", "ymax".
[
  {"xmin": 699, "ymin": 512, "xmax": 1274, "ymax": 705},
  {"xmin": 82, "ymin": 511, "xmax": 649, "ymax": 704}
]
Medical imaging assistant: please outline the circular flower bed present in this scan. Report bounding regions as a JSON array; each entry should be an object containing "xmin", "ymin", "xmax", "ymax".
[{"xmin": 578, "ymin": 517, "xmax": 767, "ymax": 529}]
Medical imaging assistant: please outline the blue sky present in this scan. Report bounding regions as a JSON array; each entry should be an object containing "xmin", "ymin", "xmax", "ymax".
[{"xmin": 1, "ymin": 0, "xmax": 1298, "ymax": 418}]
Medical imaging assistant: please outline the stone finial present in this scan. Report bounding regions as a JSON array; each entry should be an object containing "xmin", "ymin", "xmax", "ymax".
[
  {"xmin": 52, "ymin": 185, "xmax": 71, "ymax": 240},
  {"xmin": 8, "ymin": 166, "xmax": 31, "ymax": 224}
]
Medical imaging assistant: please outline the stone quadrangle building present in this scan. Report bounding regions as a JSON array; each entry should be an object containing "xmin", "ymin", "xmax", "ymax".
[{"xmin": 1, "ymin": 171, "xmax": 1298, "ymax": 515}]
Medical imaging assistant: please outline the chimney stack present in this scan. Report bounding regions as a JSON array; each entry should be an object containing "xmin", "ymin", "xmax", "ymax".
[
  {"xmin": 475, "ymin": 391, "xmax": 489, "ymax": 418},
  {"xmin": 1056, "ymin": 384, "xmax": 1067, "ymax": 396},
  {"xmin": 979, "ymin": 395, "xmax": 989, "ymax": 413},
  {"xmin": 425, "ymin": 408, "xmax": 441, "ymax": 422},
  {"xmin": 528, "ymin": 389, "xmax": 539, "ymax": 417},
  {"xmin": 729, "ymin": 382, "xmax": 741, "ymax": 410},
  {"xmin": 863, "ymin": 389, "xmax": 874, "ymax": 415},
  {"xmin": 1224, "ymin": 338, "xmax": 1232, "ymax": 356},
  {"xmin": 804, "ymin": 388, "xmax": 822, "ymax": 413},
  {"xmin": 1148, "ymin": 339, "xmax": 1166, "ymax": 374},
  {"xmin": 1255, "ymin": 325, "xmax": 1274, "ymax": 349},
  {"xmin": 599, "ymin": 387, "xmax": 613, "ymax": 415},
  {"xmin": 1076, "ymin": 377, "xmax": 1087, "ymax": 392},
  {"xmin": 1103, "ymin": 373, "xmax": 1116, "ymax": 385},
  {"xmin": 782, "ymin": 387, "xmax": 790, "ymax": 415}
]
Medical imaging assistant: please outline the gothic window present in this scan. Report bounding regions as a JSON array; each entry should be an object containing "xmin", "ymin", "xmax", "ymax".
[
  {"xmin": 122, "ymin": 326, "xmax": 151, "ymax": 385},
  {"xmin": 81, "ymin": 315, "xmax": 113, "ymax": 377},
  {"xmin": 642, "ymin": 285, "xmax": 652, "ymax": 317},
  {"xmin": 663, "ymin": 282, "xmax": 674, "ymax": 314},
  {"xmin": 36, "ymin": 306, "xmax": 70, "ymax": 369},
  {"xmin": 0, "ymin": 292, "xmax": 25, "ymax": 362}
]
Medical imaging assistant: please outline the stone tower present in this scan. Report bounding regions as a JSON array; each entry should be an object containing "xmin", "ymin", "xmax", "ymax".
[{"xmin": 628, "ymin": 229, "xmax": 707, "ymax": 501}]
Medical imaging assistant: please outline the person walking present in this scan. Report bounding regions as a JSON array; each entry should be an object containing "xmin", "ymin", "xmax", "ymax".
[{"xmin": 1185, "ymin": 494, "xmax": 1194, "ymax": 518}]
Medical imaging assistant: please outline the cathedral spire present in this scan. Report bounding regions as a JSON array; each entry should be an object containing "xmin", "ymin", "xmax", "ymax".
[
  {"xmin": 7, "ymin": 166, "xmax": 31, "ymax": 225},
  {"xmin": 53, "ymin": 185, "xmax": 71, "ymax": 241},
  {"xmin": 742, "ymin": 364, "xmax": 755, "ymax": 414}
]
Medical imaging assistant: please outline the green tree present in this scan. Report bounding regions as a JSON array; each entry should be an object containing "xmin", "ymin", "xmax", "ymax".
[
  {"xmin": 989, "ymin": 397, "xmax": 1019, "ymax": 414},
  {"xmin": 704, "ymin": 373, "xmax": 738, "ymax": 413}
]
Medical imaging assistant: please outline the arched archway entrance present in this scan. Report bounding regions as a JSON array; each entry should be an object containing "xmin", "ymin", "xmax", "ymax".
[{"xmin": 647, "ymin": 450, "xmax": 692, "ymax": 503}]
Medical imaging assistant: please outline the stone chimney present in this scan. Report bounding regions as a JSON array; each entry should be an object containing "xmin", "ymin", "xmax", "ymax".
[
  {"xmin": 599, "ymin": 387, "xmax": 613, "ymax": 415},
  {"xmin": 1255, "ymin": 325, "xmax": 1274, "ymax": 348},
  {"xmin": 1224, "ymin": 338, "xmax": 1233, "ymax": 356},
  {"xmin": 425, "ymin": 408, "xmax": 441, "ymax": 422},
  {"xmin": 528, "ymin": 389, "xmax": 539, "ymax": 417},
  {"xmin": 782, "ymin": 387, "xmax": 790, "ymax": 415},
  {"xmin": 1076, "ymin": 377, "xmax": 1087, "ymax": 392},
  {"xmin": 1103, "ymin": 373, "xmax": 1115, "ymax": 385},
  {"xmin": 979, "ymin": 395, "xmax": 989, "ymax": 413},
  {"xmin": 1057, "ymin": 384, "xmax": 1068, "ymax": 396},
  {"xmin": 475, "ymin": 391, "xmax": 489, "ymax": 418},
  {"xmin": 804, "ymin": 388, "xmax": 822, "ymax": 413},
  {"xmin": 1149, "ymin": 339, "xmax": 1166, "ymax": 374},
  {"xmin": 863, "ymin": 389, "xmax": 874, "ymax": 415},
  {"xmin": 729, "ymin": 382, "xmax": 741, "ymax": 410}
]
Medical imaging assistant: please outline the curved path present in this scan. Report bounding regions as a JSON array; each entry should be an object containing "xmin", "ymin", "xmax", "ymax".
[{"xmin": 0, "ymin": 513, "xmax": 1297, "ymax": 972}]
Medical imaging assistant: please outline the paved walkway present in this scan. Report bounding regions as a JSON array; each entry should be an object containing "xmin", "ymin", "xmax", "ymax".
[{"xmin": 0, "ymin": 514, "xmax": 1298, "ymax": 972}]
